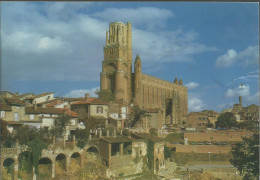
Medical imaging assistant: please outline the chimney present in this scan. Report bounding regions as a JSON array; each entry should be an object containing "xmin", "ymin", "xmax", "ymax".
[
  {"xmin": 85, "ymin": 93, "xmax": 90, "ymax": 100},
  {"xmin": 34, "ymin": 103, "xmax": 37, "ymax": 110},
  {"xmin": 239, "ymin": 96, "xmax": 242, "ymax": 106}
]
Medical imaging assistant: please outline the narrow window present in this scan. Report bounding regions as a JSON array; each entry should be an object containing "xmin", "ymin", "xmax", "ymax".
[
  {"xmin": 30, "ymin": 114, "xmax": 34, "ymax": 120},
  {"xmin": 97, "ymin": 106, "xmax": 103, "ymax": 113},
  {"xmin": 14, "ymin": 112, "xmax": 19, "ymax": 121},
  {"xmin": 0, "ymin": 111, "xmax": 5, "ymax": 118}
]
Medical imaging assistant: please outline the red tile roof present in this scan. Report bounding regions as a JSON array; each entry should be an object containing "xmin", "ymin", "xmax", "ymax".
[
  {"xmin": 58, "ymin": 108, "xmax": 78, "ymax": 118},
  {"xmin": 25, "ymin": 107, "xmax": 78, "ymax": 118},
  {"xmin": 25, "ymin": 107, "xmax": 62, "ymax": 114},
  {"xmin": 0, "ymin": 104, "xmax": 12, "ymax": 111},
  {"xmin": 46, "ymin": 100, "xmax": 66, "ymax": 107},
  {"xmin": 72, "ymin": 97, "xmax": 108, "ymax": 105},
  {"xmin": 5, "ymin": 98, "xmax": 25, "ymax": 106},
  {"xmin": 32, "ymin": 92, "xmax": 54, "ymax": 99}
]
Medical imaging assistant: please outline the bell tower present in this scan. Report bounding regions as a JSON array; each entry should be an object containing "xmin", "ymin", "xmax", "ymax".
[{"xmin": 100, "ymin": 22, "xmax": 132, "ymax": 102}]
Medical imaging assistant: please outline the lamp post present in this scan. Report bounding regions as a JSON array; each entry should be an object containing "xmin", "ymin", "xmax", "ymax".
[{"xmin": 208, "ymin": 152, "xmax": 211, "ymax": 165}]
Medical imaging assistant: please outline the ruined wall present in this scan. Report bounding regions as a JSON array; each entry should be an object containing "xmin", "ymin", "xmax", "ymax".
[
  {"xmin": 166, "ymin": 143, "xmax": 231, "ymax": 154},
  {"xmin": 106, "ymin": 155, "xmax": 143, "ymax": 178},
  {"xmin": 184, "ymin": 131, "xmax": 253, "ymax": 142}
]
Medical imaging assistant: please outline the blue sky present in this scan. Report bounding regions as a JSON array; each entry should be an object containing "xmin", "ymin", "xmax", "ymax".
[{"xmin": 1, "ymin": 2, "xmax": 259, "ymax": 112}]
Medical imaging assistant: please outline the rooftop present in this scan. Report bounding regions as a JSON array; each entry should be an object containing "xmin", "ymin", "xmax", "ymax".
[
  {"xmin": 0, "ymin": 104, "xmax": 12, "ymax": 111},
  {"xmin": 5, "ymin": 98, "xmax": 25, "ymax": 106},
  {"xmin": 101, "ymin": 136, "xmax": 132, "ymax": 143},
  {"xmin": 131, "ymin": 133, "xmax": 164, "ymax": 143},
  {"xmin": 72, "ymin": 97, "xmax": 108, "ymax": 105}
]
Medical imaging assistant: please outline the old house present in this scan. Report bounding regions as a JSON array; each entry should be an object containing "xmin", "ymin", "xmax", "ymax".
[
  {"xmin": 131, "ymin": 133, "xmax": 165, "ymax": 174},
  {"xmin": 0, "ymin": 98, "xmax": 26, "ymax": 132},
  {"xmin": 108, "ymin": 99, "xmax": 128, "ymax": 129},
  {"xmin": 0, "ymin": 91, "xmax": 15, "ymax": 100},
  {"xmin": 71, "ymin": 97, "xmax": 108, "ymax": 121},
  {"xmin": 186, "ymin": 110, "xmax": 219, "ymax": 129},
  {"xmin": 186, "ymin": 112, "xmax": 209, "ymax": 129},
  {"xmin": 24, "ymin": 92, "xmax": 55, "ymax": 106}
]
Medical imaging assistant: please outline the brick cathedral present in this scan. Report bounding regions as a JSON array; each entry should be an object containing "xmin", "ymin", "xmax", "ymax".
[{"xmin": 100, "ymin": 22, "xmax": 188, "ymax": 126}]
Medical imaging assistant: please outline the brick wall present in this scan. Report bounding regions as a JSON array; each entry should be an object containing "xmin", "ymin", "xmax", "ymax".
[
  {"xmin": 166, "ymin": 143, "xmax": 231, "ymax": 154},
  {"xmin": 184, "ymin": 131, "xmax": 253, "ymax": 142}
]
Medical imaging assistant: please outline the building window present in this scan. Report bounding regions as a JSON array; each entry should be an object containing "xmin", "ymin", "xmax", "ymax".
[
  {"xmin": 140, "ymin": 150, "xmax": 142, "ymax": 155},
  {"xmin": 14, "ymin": 113, "xmax": 19, "ymax": 121},
  {"xmin": 97, "ymin": 106, "xmax": 103, "ymax": 113},
  {"xmin": 0, "ymin": 111, "xmax": 5, "ymax": 118},
  {"xmin": 30, "ymin": 114, "xmax": 34, "ymax": 120}
]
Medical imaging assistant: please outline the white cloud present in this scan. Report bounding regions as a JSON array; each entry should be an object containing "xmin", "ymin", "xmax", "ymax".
[
  {"xmin": 1, "ymin": 2, "xmax": 217, "ymax": 87},
  {"xmin": 215, "ymin": 49, "xmax": 237, "ymax": 68},
  {"xmin": 217, "ymin": 102, "xmax": 234, "ymax": 110},
  {"xmin": 215, "ymin": 45, "xmax": 259, "ymax": 68},
  {"xmin": 232, "ymin": 70, "xmax": 259, "ymax": 83},
  {"xmin": 188, "ymin": 97, "xmax": 205, "ymax": 112},
  {"xmin": 245, "ymin": 91, "xmax": 259, "ymax": 105},
  {"xmin": 133, "ymin": 28, "xmax": 216, "ymax": 64},
  {"xmin": 93, "ymin": 7, "xmax": 174, "ymax": 30},
  {"xmin": 185, "ymin": 82, "xmax": 199, "ymax": 90},
  {"xmin": 225, "ymin": 84, "xmax": 250, "ymax": 98},
  {"xmin": 64, "ymin": 87, "xmax": 99, "ymax": 98}
]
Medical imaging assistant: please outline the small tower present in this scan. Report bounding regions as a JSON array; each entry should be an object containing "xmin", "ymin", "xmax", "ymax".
[
  {"xmin": 179, "ymin": 79, "xmax": 183, "ymax": 86},
  {"xmin": 174, "ymin": 78, "xmax": 178, "ymax": 84}
]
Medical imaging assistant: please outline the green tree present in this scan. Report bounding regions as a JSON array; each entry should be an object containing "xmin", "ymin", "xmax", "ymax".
[
  {"xmin": 215, "ymin": 112, "xmax": 237, "ymax": 129},
  {"xmin": 238, "ymin": 119, "xmax": 259, "ymax": 132},
  {"xmin": 0, "ymin": 119, "xmax": 15, "ymax": 147},
  {"xmin": 149, "ymin": 128, "xmax": 158, "ymax": 136},
  {"xmin": 15, "ymin": 126, "xmax": 49, "ymax": 177},
  {"xmin": 164, "ymin": 145, "xmax": 171, "ymax": 159},
  {"xmin": 230, "ymin": 133, "xmax": 259, "ymax": 179},
  {"xmin": 28, "ymin": 134, "xmax": 48, "ymax": 175},
  {"xmin": 50, "ymin": 114, "xmax": 71, "ymax": 138},
  {"xmin": 129, "ymin": 106, "xmax": 150, "ymax": 127},
  {"xmin": 147, "ymin": 140, "xmax": 154, "ymax": 170},
  {"xmin": 73, "ymin": 128, "xmax": 89, "ymax": 149},
  {"xmin": 95, "ymin": 89, "xmax": 115, "ymax": 102},
  {"xmin": 122, "ymin": 129, "xmax": 130, "ymax": 136}
]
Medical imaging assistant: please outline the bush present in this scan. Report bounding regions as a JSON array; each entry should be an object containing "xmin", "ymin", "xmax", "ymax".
[{"xmin": 165, "ymin": 133, "xmax": 184, "ymax": 144}]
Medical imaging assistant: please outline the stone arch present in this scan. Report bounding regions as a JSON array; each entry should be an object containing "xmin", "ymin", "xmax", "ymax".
[
  {"xmin": 55, "ymin": 153, "xmax": 67, "ymax": 175},
  {"xmin": 105, "ymin": 63, "xmax": 116, "ymax": 93},
  {"xmin": 85, "ymin": 146, "xmax": 100, "ymax": 161},
  {"xmin": 121, "ymin": 63, "xmax": 128, "ymax": 72},
  {"xmin": 38, "ymin": 157, "xmax": 53, "ymax": 178},
  {"xmin": 70, "ymin": 152, "xmax": 82, "ymax": 172},
  {"xmin": 2, "ymin": 157, "xmax": 15, "ymax": 180},
  {"xmin": 105, "ymin": 63, "xmax": 117, "ymax": 73}
]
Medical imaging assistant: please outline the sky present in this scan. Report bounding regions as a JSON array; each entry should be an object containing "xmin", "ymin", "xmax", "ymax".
[{"xmin": 1, "ymin": 2, "xmax": 259, "ymax": 112}]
